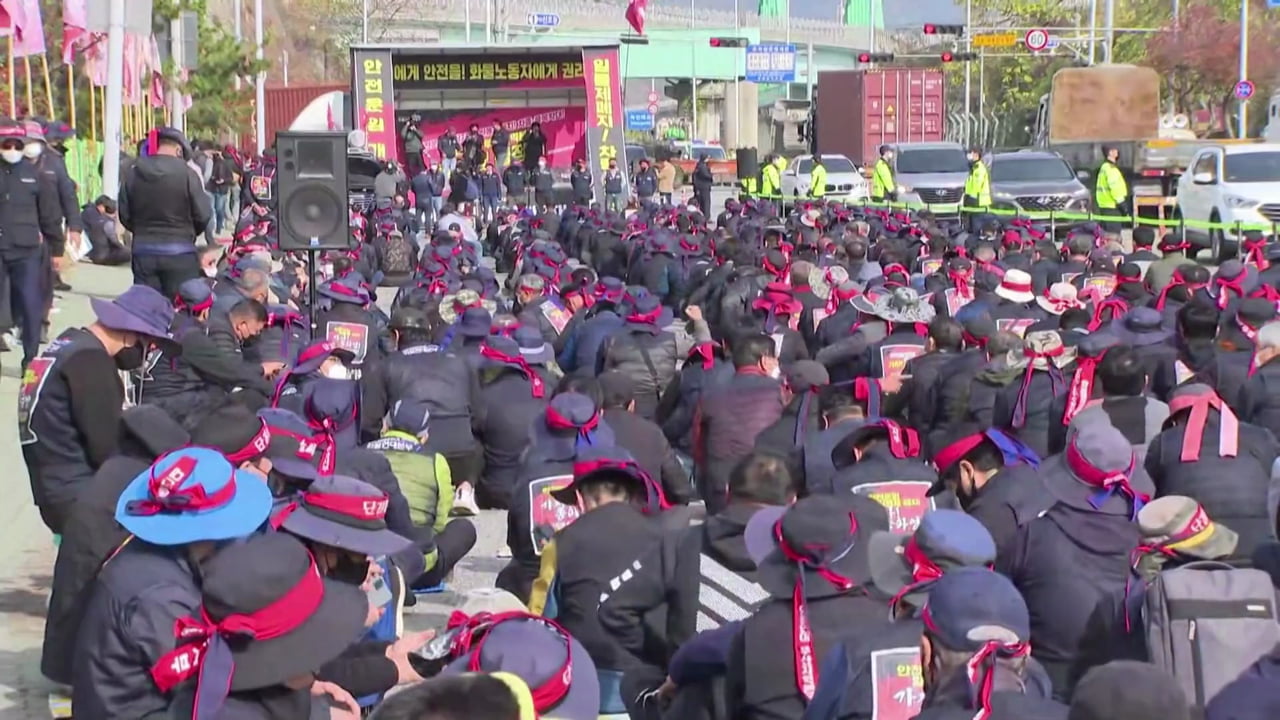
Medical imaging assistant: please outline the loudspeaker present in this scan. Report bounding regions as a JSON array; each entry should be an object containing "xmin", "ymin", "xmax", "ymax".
[
  {"xmin": 276, "ymin": 131, "xmax": 351, "ymax": 252},
  {"xmin": 736, "ymin": 147, "xmax": 758, "ymax": 180}
]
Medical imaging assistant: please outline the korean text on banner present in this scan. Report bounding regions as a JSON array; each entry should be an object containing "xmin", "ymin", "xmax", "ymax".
[
  {"xmin": 582, "ymin": 47, "xmax": 629, "ymax": 201},
  {"xmin": 392, "ymin": 53, "xmax": 584, "ymax": 90},
  {"xmin": 353, "ymin": 49, "xmax": 398, "ymax": 163}
]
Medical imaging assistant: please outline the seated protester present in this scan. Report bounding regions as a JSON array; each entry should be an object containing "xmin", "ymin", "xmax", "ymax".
[
  {"xmin": 1072, "ymin": 661, "xmax": 1191, "ymax": 720},
  {"xmin": 1239, "ymin": 321, "xmax": 1280, "ymax": 440},
  {"xmin": 1102, "ymin": 308, "xmax": 1180, "ymax": 399},
  {"xmin": 42, "ymin": 406, "xmax": 189, "ymax": 686},
  {"xmin": 913, "ymin": 568, "xmax": 1067, "ymax": 719},
  {"xmin": 1072, "ymin": 496, "xmax": 1252, "ymax": 688},
  {"xmin": 272, "ymin": 474, "xmax": 437, "ymax": 699},
  {"xmin": 449, "ymin": 306, "xmax": 494, "ymax": 369},
  {"xmin": 901, "ymin": 317, "xmax": 966, "ymax": 432},
  {"xmin": 366, "ymin": 673, "xmax": 540, "ymax": 720},
  {"xmin": 804, "ymin": 511, "xmax": 999, "ymax": 720},
  {"xmin": 1219, "ymin": 297, "xmax": 1277, "ymax": 359},
  {"xmin": 71, "ymin": 447, "xmax": 273, "ymax": 718},
  {"xmin": 656, "ymin": 330, "xmax": 734, "ymax": 459},
  {"xmin": 599, "ymin": 452, "xmax": 797, "ymax": 712},
  {"xmin": 475, "ymin": 335, "xmax": 557, "ymax": 510},
  {"xmin": 799, "ymin": 382, "xmax": 870, "ymax": 495},
  {"xmin": 81, "ymin": 195, "xmax": 131, "ymax": 266},
  {"xmin": 500, "ymin": 392, "xmax": 615, "ymax": 604},
  {"xmin": 726, "ymin": 494, "xmax": 892, "ymax": 720},
  {"xmin": 601, "ymin": 293, "xmax": 680, "ymax": 421},
  {"xmin": 365, "ymin": 400, "xmax": 478, "ymax": 589},
  {"xmin": 598, "ymin": 370, "xmax": 694, "ymax": 505},
  {"xmin": 542, "ymin": 447, "xmax": 669, "ymax": 685},
  {"xmin": 1146, "ymin": 383, "xmax": 1278, "ymax": 560},
  {"xmin": 1012, "ymin": 423, "xmax": 1152, "ymax": 699},
  {"xmin": 855, "ymin": 287, "xmax": 932, "ymax": 381},
  {"xmin": 1027, "ymin": 283, "xmax": 1084, "ymax": 335},
  {"xmin": 270, "ymin": 338, "xmax": 354, "ymax": 412},
  {"xmin": 424, "ymin": 611, "xmax": 602, "ymax": 720},
  {"xmin": 163, "ymin": 533, "xmax": 369, "ymax": 719},
  {"xmin": 963, "ymin": 330, "xmax": 1027, "ymax": 431},
  {"xmin": 303, "ymin": 378, "xmax": 431, "ymax": 582},
  {"xmin": 829, "ymin": 419, "xmax": 953, "ymax": 534},
  {"xmin": 1173, "ymin": 299, "xmax": 1227, "ymax": 389},
  {"xmin": 1052, "ymin": 344, "xmax": 1170, "ymax": 457},
  {"xmin": 928, "ymin": 311, "xmax": 1001, "ymax": 447},
  {"xmin": 992, "ymin": 331, "xmax": 1075, "ymax": 460},
  {"xmin": 754, "ymin": 360, "xmax": 831, "ymax": 480},
  {"xmin": 1153, "ymin": 264, "xmax": 1211, "ymax": 330}
]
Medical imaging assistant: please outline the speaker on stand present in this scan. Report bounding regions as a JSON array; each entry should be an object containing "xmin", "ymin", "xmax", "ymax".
[{"xmin": 275, "ymin": 131, "xmax": 352, "ymax": 338}]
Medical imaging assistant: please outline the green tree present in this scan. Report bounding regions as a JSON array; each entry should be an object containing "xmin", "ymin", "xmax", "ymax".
[{"xmin": 154, "ymin": 0, "xmax": 269, "ymax": 137}]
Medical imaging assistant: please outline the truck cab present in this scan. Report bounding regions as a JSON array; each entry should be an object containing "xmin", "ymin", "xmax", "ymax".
[{"xmin": 891, "ymin": 142, "xmax": 969, "ymax": 218}]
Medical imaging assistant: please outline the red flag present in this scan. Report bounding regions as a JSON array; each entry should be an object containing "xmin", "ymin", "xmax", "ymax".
[
  {"xmin": 62, "ymin": 0, "xmax": 89, "ymax": 63},
  {"xmin": 0, "ymin": 0, "xmax": 27, "ymax": 40},
  {"xmin": 625, "ymin": 0, "xmax": 647, "ymax": 35}
]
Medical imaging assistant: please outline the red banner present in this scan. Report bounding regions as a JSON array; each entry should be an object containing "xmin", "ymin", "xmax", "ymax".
[
  {"xmin": 852, "ymin": 481, "xmax": 936, "ymax": 535},
  {"xmin": 528, "ymin": 475, "xmax": 581, "ymax": 555},
  {"xmin": 582, "ymin": 46, "xmax": 629, "ymax": 200},
  {"xmin": 404, "ymin": 107, "xmax": 586, "ymax": 170},
  {"xmin": 353, "ymin": 49, "xmax": 397, "ymax": 162},
  {"xmin": 870, "ymin": 648, "xmax": 925, "ymax": 719},
  {"xmin": 879, "ymin": 344, "xmax": 925, "ymax": 381}
]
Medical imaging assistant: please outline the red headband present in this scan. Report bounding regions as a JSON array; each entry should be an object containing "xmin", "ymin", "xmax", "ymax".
[
  {"xmin": 571, "ymin": 458, "xmax": 670, "ymax": 512},
  {"xmin": 888, "ymin": 536, "xmax": 945, "ymax": 612},
  {"xmin": 1065, "ymin": 436, "xmax": 1146, "ymax": 519},
  {"xmin": 225, "ymin": 422, "xmax": 272, "ymax": 465},
  {"xmin": 1168, "ymin": 390, "xmax": 1239, "ymax": 462},
  {"xmin": 932, "ymin": 432, "xmax": 986, "ymax": 475},
  {"xmin": 774, "ymin": 513, "xmax": 858, "ymax": 701},
  {"xmin": 123, "ymin": 453, "xmax": 237, "ymax": 517},
  {"xmin": 1213, "ymin": 273, "xmax": 1247, "ymax": 310},
  {"xmin": 1062, "ymin": 353, "xmax": 1103, "ymax": 425},
  {"xmin": 689, "ymin": 342, "xmax": 716, "ymax": 371},
  {"xmin": 626, "ymin": 306, "xmax": 664, "ymax": 325},
  {"xmin": 445, "ymin": 612, "xmax": 574, "ymax": 712},
  {"xmin": 480, "ymin": 344, "xmax": 546, "ymax": 398},
  {"xmin": 271, "ymin": 489, "xmax": 390, "ymax": 529},
  {"xmin": 175, "ymin": 292, "xmax": 214, "ymax": 315}
]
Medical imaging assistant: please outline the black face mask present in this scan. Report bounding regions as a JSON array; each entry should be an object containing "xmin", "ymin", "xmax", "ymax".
[
  {"xmin": 115, "ymin": 343, "xmax": 146, "ymax": 371},
  {"xmin": 330, "ymin": 553, "xmax": 370, "ymax": 586}
]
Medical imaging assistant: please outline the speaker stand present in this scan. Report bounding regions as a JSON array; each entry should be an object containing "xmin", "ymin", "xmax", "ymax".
[{"xmin": 307, "ymin": 249, "xmax": 320, "ymax": 342}]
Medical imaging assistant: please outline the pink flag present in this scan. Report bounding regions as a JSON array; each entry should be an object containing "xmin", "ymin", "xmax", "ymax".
[
  {"xmin": 62, "ymin": 0, "xmax": 88, "ymax": 64},
  {"xmin": 11, "ymin": 0, "xmax": 45, "ymax": 57},
  {"xmin": 148, "ymin": 35, "xmax": 164, "ymax": 108},
  {"xmin": 83, "ymin": 32, "xmax": 106, "ymax": 86},
  {"xmin": 625, "ymin": 0, "xmax": 647, "ymax": 35},
  {"xmin": 0, "ymin": 0, "xmax": 27, "ymax": 39},
  {"xmin": 122, "ymin": 34, "xmax": 139, "ymax": 106}
]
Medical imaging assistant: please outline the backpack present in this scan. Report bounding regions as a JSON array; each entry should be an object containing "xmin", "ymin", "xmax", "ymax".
[
  {"xmin": 376, "ymin": 232, "xmax": 415, "ymax": 281},
  {"xmin": 1143, "ymin": 561, "xmax": 1280, "ymax": 710}
]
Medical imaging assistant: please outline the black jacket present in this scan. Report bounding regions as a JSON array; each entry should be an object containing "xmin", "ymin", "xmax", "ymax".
[
  {"xmin": 361, "ymin": 343, "xmax": 483, "ymax": 453},
  {"xmin": 119, "ymin": 154, "xmax": 212, "ymax": 249},
  {"xmin": 35, "ymin": 148, "xmax": 82, "ymax": 232},
  {"xmin": 602, "ymin": 325, "xmax": 679, "ymax": 420},
  {"xmin": 0, "ymin": 157, "xmax": 65, "ymax": 252},
  {"xmin": 604, "ymin": 407, "xmax": 693, "ymax": 504},
  {"xmin": 475, "ymin": 365, "xmax": 557, "ymax": 508}
]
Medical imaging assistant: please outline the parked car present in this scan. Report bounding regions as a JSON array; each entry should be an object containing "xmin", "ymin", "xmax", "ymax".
[
  {"xmin": 987, "ymin": 150, "xmax": 1091, "ymax": 229},
  {"xmin": 1176, "ymin": 143, "xmax": 1280, "ymax": 261},
  {"xmin": 780, "ymin": 154, "xmax": 869, "ymax": 203},
  {"xmin": 892, "ymin": 142, "xmax": 970, "ymax": 219}
]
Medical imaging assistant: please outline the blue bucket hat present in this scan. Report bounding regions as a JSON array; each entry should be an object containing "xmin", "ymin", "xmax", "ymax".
[
  {"xmin": 867, "ymin": 509, "xmax": 996, "ymax": 609},
  {"xmin": 513, "ymin": 325, "xmax": 554, "ymax": 365},
  {"xmin": 457, "ymin": 306, "xmax": 493, "ymax": 339},
  {"xmin": 532, "ymin": 392, "xmax": 614, "ymax": 463},
  {"xmin": 115, "ymin": 447, "xmax": 273, "ymax": 545},
  {"xmin": 91, "ymin": 284, "xmax": 178, "ymax": 347}
]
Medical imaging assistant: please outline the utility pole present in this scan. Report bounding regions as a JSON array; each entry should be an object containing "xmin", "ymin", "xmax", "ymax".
[
  {"xmin": 234, "ymin": 0, "xmax": 243, "ymax": 89},
  {"xmin": 1102, "ymin": 0, "xmax": 1115, "ymax": 63},
  {"xmin": 104, "ymin": 0, "xmax": 125, "ymax": 199},
  {"xmin": 169, "ymin": 16, "xmax": 185, "ymax": 133},
  {"xmin": 964, "ymin": 0, "xmax": 972, "ymax": 144},
  {"xmin": 1087, "ymin": 0, "xmax": 1098, "ymax": 64},
  {"xmin": 255, "ymin": 0, "xmax": 266, "ymax": 152},
  {"xmin": 1238, "ymin": 0, "xmax": 1248, "ymax": 137},
  {"xmin": 362, "ymin": 0, "xmax": 370, "ymax": 42}
]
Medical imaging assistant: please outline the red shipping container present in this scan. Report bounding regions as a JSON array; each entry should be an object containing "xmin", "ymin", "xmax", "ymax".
[
  {"xmin": 815, "ymin": 68, "xmax": 946, "ymax": 168},
  {"xmin": 238, "ymin": 83, "xmax": 347, "ymax": 153}
]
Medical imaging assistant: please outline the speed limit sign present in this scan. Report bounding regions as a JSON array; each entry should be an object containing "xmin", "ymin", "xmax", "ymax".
[{"xmin": 1024, "ymin": 28, "xmax": 1050, "ymax": 51}]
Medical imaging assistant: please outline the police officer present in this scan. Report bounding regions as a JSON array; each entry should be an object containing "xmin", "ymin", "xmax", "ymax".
[
  {"xmin": 870, "ymin": 144, "xmax": 897, "ymax": 205},
  {"xmin": 807, "ymin": 154, "xmax": 827, "ymax": 199},
  {"xmin": 963, "ymin": 144, "xmax": 990, "ymax": 233},
  {"xmin": 25, "ymin": 121, "xmax": 81, "ymax": 290},
  {"xmin": 570, "ymin": 158, "xmax": 593, "ymax": 206},
  {"xmin": 603, "ymin": 159, "xmax": 625, "ymax": 213},
  {"xmin": 0, "ymin": 118, "xmax": 65, "ymax": 369},
  {"xmin": 1095, "ymin": 144, "xmax": 1129, "ymax": 236}
]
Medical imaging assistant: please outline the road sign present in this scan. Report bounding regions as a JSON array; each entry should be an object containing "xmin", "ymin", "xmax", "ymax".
[
  {"xmin": 526, "ymin": 12, "xmax": 560, "ymax": 27},
  {"xmin": 1024, "ymin": 28, "xmax": 1050, "ymax": 51},
  {"xmin": 646, "ymin": 91, "xmax": 659, "ymax": 103},
  {"xmin": 1235, "ymin": 80, "xmax": 1256, "ymax": 100},
  {"xmin": 972, "ymin": 32, "xmax": 1018, "ymax": 48},
  {"xmin": 745, "ymin": 43, "xmax": 797, "ymax": 83},
  {"xmin": 646, "ymin": 102, "xmax": 659, "ymax": 114},
  {"xmin": 1045, "ymin": 34, "xmax": 1061, "ymax": 50},
  {"xmin": 626, "ymin": 109, "xmax": 655, "ymax": 131}
]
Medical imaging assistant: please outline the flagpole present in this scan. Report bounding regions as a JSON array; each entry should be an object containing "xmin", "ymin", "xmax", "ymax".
[
  {"xmin": 7, "ymin": 39, "xmax": 15, "ymax": 116},
  {"xmin": 39, "ymin": 55, "xmax": 53, "ymax": 117},
  {"xmin": 66, "ymin": 62, "xmax": 75, "ymax": 131},
  {"xmin": 22, "ymin": 56, "xmax": 34, "ymax": 114}
]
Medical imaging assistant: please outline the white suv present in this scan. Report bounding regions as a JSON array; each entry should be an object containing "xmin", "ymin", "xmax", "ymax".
[{"xmin": 1176, "ymin": 143, "xmax": 1280, "ymax": 261}]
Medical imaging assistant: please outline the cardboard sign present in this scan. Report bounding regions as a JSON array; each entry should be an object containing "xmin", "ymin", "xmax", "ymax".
[
  {"xmin": 869, "ymin": 647, "xmax": 925, "ymax": 720},
  {"xmin": 540, "ymin": 298, "xmax": 572, "ymax": 335},
  {"xmin": 250, "ymin": 173, "xmax": 272, "ymax": 200},
  {"xmin": 943, "ymin": 287, "xmax": 973, "ymax": 317},
  {"xmin": 879, "ymin": 344, "xmax": 924, "ymax": 381},
  {"xmin": 852, "ymin": 481, "xmax": 936, "ymax": 535},
  {"xmin": 996, "ymin": 317, "xmax": 1036, "ymax": 338},
  {"xmin": 1084, "ymin": 274, "xmax": 1117, "ymax": 299},
  {"xmin": 920, "ymin": 258, "xmax": 943, "ymax": 276},
  {"xmin": 528, "ymin": 475, "xmax": 581, "ymax": 556},
  {"xmin": 325, "ymin": 321, "xmax": 371, "ymax": 362},
  {"xmin": 17, "ymin": 357, "xmax": 55, "ymax": 446}
]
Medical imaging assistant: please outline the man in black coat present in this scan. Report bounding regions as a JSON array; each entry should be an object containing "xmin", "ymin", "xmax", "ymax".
[
  {"xmin": 692, "ymin": 155, "xmax": 713, "ymax": 214},
  {"xmin": 600, "ymin": 370, "xmax": 692, "ymax": 505}
]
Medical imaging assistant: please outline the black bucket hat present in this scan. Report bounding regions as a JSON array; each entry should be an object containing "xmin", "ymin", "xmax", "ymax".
[{"xmin": 271, "ymin": 474, "xmax": 412, "ymax": 557}]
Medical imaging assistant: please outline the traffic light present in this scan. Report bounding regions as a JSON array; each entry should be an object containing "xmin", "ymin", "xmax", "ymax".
[
  {"xmin": 940, "ymin": 51, "xmax": 978, "ymax": 62},
  {"xmin": 857, "ymin": 52, "xmax": 895, "ymax": 63},
  {"xmin": 708, "ymin": 37, "xmax": 749, "ymax": 48},
  {"xmin": 923, "ymin": 24, "xmax": 964, "ymax": 35}
]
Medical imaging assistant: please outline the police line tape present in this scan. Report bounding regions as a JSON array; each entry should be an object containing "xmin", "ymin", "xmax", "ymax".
[{"xmin": 743, "ymin": 194, "xmax": 1279, "ymax": 234}]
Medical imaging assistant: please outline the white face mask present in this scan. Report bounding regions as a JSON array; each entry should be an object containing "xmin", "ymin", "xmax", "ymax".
[
  {"xmin": 767, "ymin": 365, "xmax": 782, "ymax": 380},
  {"xmin": 202, "ymin": 266, "xmax": 218, "ymax": 278},
  {"xmin": 324, "ymin": 364, "xmax": 350, "ymax": 380},
  {"xmin": 23, "ymin": 143, "xmax": 42, "ymax": 159},
  {"xmin": 1, "ymin": 149, "xmax": 23, "ymax": 164}
]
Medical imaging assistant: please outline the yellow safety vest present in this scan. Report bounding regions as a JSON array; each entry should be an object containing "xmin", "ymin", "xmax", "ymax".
[
  {"xmin": 1095, "ymin": 160, "xmax": 1128, "ymax": 210},
  {"xmin": 964, "ymin": 160, "xmax": 991, "ymax": 207},
  {"xmin": 809, "ymin": 163, "xmax": 828, "ymax": 197},
  {"xmin": 871, "ymin": 158, "xmax": 895, "ymax": 202},
  {"xmin": 762, "ymin": 164, "xmax": 781, "ymax": 198}
]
